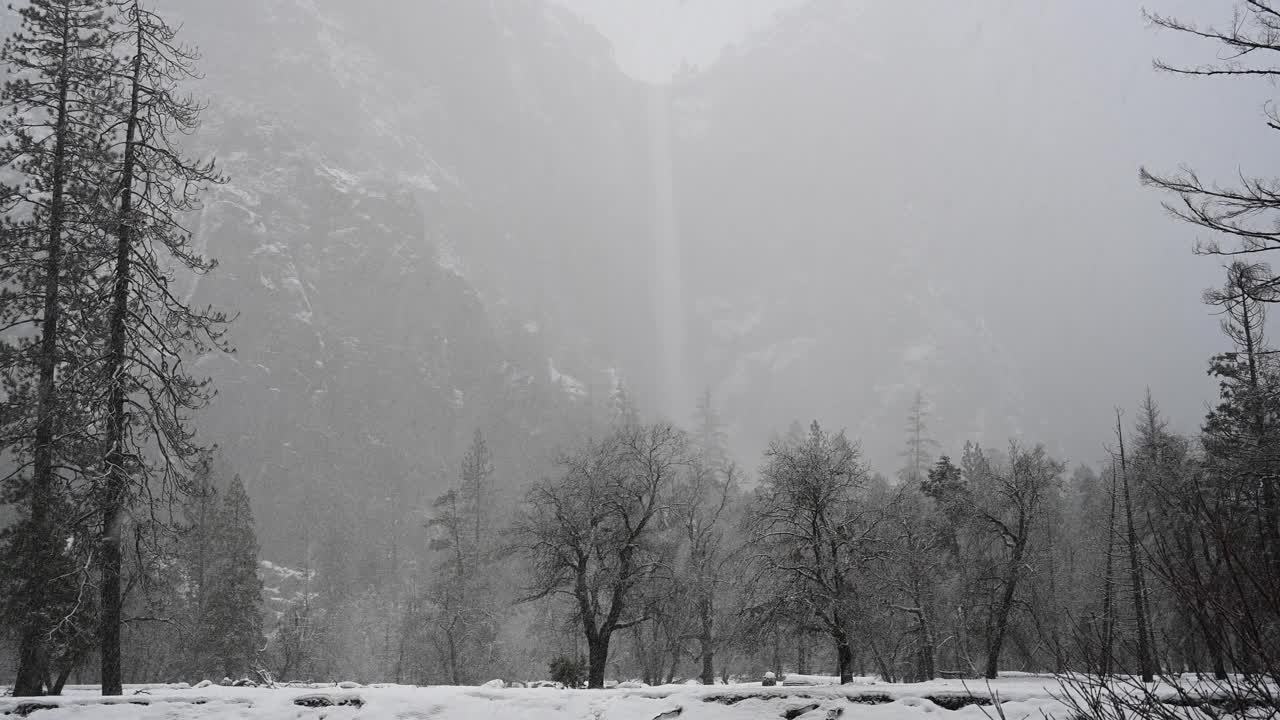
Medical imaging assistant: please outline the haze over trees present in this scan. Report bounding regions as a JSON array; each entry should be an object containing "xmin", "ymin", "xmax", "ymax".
[{"xmin": 0, "ymin": 0, "xmax": 1278, "ymax": 705}]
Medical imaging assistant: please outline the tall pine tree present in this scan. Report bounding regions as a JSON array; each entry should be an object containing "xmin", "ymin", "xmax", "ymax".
[
  {"xmin": 899, "ymin": 390, "xmax": 939, "ymax": 485},
  {"xmin": 0, "ymin": 0, "xmax": 116, "ymax": 696},
  {"xmin": 197, "ymin": 475, "xmax": 264, "ymax": 680},
  {"xmin": 692, "ymin": 388, "xmax": 729, "ymax": 473},
  {"xmin": 1203, "ymin": 262, "xmax": 1280, "ymax": 570},
  {"xmin": 94, "ymin": 0, "xmax": 226, "ymax": 694},
  {"xmin": 419, "ymin": 429, "xmax": 497, "ymax": 684}
]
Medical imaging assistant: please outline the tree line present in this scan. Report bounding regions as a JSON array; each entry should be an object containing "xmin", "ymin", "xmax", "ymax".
[{"xmin": 490, "ymin": 306, "xmax": 1276, "ymax": 688}]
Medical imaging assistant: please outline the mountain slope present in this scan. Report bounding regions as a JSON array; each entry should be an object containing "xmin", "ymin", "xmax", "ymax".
[{"xmin": 171, "ymin": 0, "xmax": 658, "ymax": 560}]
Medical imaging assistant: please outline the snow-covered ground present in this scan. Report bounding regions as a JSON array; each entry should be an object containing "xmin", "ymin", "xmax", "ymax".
[{"xmin": 0, "ymin": 676, "xmax": 1072, "ymax": 720}]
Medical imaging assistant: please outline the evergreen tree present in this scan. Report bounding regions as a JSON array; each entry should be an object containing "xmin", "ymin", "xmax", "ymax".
[
  {"xmin": 899, "ymin": 390, "xmax": 939, "ymax": 485},
  {"xmin": 95, "ymin": 0, "xmax": 226, "ymax": 693},
  {"xmin": 458, "ymin": 429, "xmax": 492, "ymax": 559},
  {"xmin": 197, "ymin": 476, "xmax": 264, "ymax": 679},
  {"xmin": 176, "ymin": 453, "xmax": 219, "ymax": 674},
  {"xmin": 418, "ymin": 429, "xmax": 497, "ymax": 684},
  {"xmin": 0, "ymin": 490, "xmax": 98, "ymax": 695},
  {"xmin": 608, "ymin": 380, "xmax": 640, "ymax": 428},
  {"xmin": 0, "ymin": 0, "xmax": 116, "ymax": 696},
  {"xmin": 922, "ymin": 455, "xmax": 963, "ymax": 500},
  {"xmin": 1202, "ymin": 262, "xmax": 1280, "ymax": 569},
  {"xmin": 692, "ymin": 387, "xmax": 729, "ymax": 473}
]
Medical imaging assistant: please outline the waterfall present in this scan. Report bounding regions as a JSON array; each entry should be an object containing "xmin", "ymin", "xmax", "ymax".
[{"xmin": 648, "ymin": 83, "xmax": 689, "ymax": 422}]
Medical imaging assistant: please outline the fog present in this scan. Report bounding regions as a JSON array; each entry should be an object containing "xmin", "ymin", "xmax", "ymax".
[
  {"xmin": 161, "ymin": 0, "xmax": 1256, "ymax": 550},
  {"xmin": 2, "ymin": 0, "xmax": 1275, "ymax": 692},
  {"xmin": 557, "ymin": 0, "xmax": 1255, "ymax": 463}
]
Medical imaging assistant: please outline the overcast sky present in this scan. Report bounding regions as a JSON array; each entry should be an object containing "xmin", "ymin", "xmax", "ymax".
[{"xmin": 553, "ymin": 0, "xmax": 805, "ymax": 82}]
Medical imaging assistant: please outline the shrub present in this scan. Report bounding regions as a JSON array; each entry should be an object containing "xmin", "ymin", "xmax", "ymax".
[{"xmin": 548, "ymin": 655, "xmax": 586, "ymax": 688}]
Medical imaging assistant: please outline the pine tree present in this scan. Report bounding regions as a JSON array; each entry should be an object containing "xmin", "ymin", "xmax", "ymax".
[
  {"xmin": 197, "ymin": 476, "xmax": 264, "ymax": 680},
  {"xmin": 1203, "ymin": 262, "xmax": 1280, "ymax": 570},
  {"xmin": 177, "ymin": 453, "xmax": 219, "ymax": 674},
  {"xmin": 420, "ymin": 429, "xmax": 497, "ymax": 684},
  {"xmin": 692, "ymin": 387, "xmax": 729, "ymax": 473},
  {"xmin": 94, "ymin": 0, "xmax": 226, "ymax": 694},
  {"xmin": 899, "ymin": 390, "xmax": 939, "ymax": 485},
  {"xmin": 0, "ymin": 0, "xmax": 116, "ymax": 696},
  {"xmin": 609, "ymin": 381, "xmax": 640, "ymax": 428},
  {"xmin": 458, "ymin": 429, "xmax": 492, "ymax": 559},
  {"xmin": 0, "ymin": 488, "xmax": 98, "ymax": 695}
]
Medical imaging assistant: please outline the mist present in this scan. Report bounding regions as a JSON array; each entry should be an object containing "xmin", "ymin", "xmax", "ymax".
[{"xmin": 2, "ymin": 0, "xmax": 1278, "ymax": 703}]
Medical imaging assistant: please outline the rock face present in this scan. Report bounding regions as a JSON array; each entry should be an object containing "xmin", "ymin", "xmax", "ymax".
[{"xmin": 161, "ymin": 0, "xmax": 660, "ymax": 560}]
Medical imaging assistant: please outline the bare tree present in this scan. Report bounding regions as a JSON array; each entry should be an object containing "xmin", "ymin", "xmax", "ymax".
[
  {"xmin": 751, "ymin": 421, "xmax": 875, "ymax": 683},
  {"xmin": 672, "ymin": 461, "xmax": 739, "ymax": 684},
  {"xmin": 953, "ymin": 442, "xmax": 1063, "ymax": 679},
  {"xmin": 513, "ymin": 423, "xmax": 690, "ymax": 688},
  {"xmin": 1142, "ymin": 3, "xmax": 1280, "ymax": 271},
  {"xmin": 876, "ymin": 485, "xmax": 944, "ymax": 680}
]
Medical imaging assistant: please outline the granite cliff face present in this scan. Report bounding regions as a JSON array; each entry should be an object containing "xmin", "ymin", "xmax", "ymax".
[{"xmin": 167, "ymin": 0, "xmax": 659, "ymax": 557}]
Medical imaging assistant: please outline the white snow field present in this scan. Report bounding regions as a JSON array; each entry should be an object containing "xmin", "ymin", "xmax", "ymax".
[{"xmin": 0, "ymin": 676, "xmax": 1076, "ymax": 720}]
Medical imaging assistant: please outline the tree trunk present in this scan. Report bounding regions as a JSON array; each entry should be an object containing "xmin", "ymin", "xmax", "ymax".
[
  {"xmin": 587, "ymin": 634, "xmax": 610, "ymax": 689},
  {"xmin": 1045, "ymin": 519, "xmax": 1064, "ymax": 675},
  {"xmin": 908, "ymin": 581, "xmax": 937, "ymax": 680},
  {"xmin": 1238, "ymin": 284, "xmax": 1280, "ymax": 571},
  {"xmin": 837, "ymin": 640, "xmax": 853, "ymax": 684},
  {"xmin": 833, "ymin": 618, "xmax": 854, "ymax": 684},
  {"xmin": 867, "ymin": 634, "xmax": 893, "ymax": 683},
  {"xmin": 446, "ymin": 626, "xmax": 460, "ymax": 685},
  {"xmin": 1100, "ymin": 464, "xmax": 1119, "ymax": 676},
  {"xmin": 918, "ymin": 614, "xmax": 937, "ymax": 680},
  {"xmin": 985, "ymin": 540, "xmax": 1027, "ymax": 680},
  {"xmin": 696, "ymin": 594, "xmax": 714, "ymax": 685},
  {"xmin": 13, "ymin": 640, "xmax": 47, "ymax": 696},
  {"xmin": 797, "ymin": 632, "xmax": 807, "ymax": 675},
  {"xmin": 1208, "ymin": 630, "xmax": 1227, "ymax": 680},
  {"xmin": 1116, "ymin": 417, "xmax": 1155, "ymax": 682},
  {"xmin": 100, "ymin": 511, "xmax": 123, "ymax": 695},
  {"xmin": 100, "ymin": 25, "xmax": 145, "ymax": 699},
  {"xmin": 772, "ymin": 627, "xmax": 781, "ymax": 678},
  {"xmin": 50, "ymin": 665, "xmax": 73, "ymax": 696}
]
